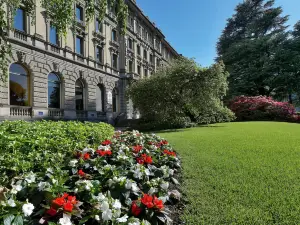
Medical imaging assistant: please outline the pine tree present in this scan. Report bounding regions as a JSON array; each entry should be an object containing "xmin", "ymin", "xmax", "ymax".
[{"xmin": 217, "ymin": 0, "xmax": 290, "ymax": 98}]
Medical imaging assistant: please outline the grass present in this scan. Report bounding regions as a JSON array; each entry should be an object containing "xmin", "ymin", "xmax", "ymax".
[{"xmin": 157, "ymin": 122, "xmax": 300, "ymax": 225}]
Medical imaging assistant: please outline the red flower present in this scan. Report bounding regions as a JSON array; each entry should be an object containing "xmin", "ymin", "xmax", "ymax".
[
  {"xmin": 163, "ymin": 150, "xmax": 176, "ymax": 157},
  {"xmin": 141, "ymin": 194, "xmax": 154, "ymax": 209},
  {"xmin": 76, "ymin": 152, "xmax": 82, "ymax": 158},
  {"xmin": 67, "ymin": 196, "xmax": 77, "ymax": 205},
  {"xmin": 153, "ymin": 196, "xmax": 164, "ymax": 210},
  {"xmin": 96, "ymin": 150, "xmax": 112, "ymax": 157},
  {"xmin": 101, "ymin": 140, "xmax": 112, "ymax": 146},
  {"xmin": 83, "ymin": 153, "xmax": 90, "ymax": 160},
  {"xmin": 78, "ymin": 169, "xmax": 85, "ymax": 177},
  {"xmin": 62, "ymin": 193, "xmax": 69, "ymax": 199},
  {"xmin": 136, "ymin": 157, "xmax": 144, "ymax": 165},
  {"xmin": 63, "ymin": 201, "xmax": 74, "ymax": 212},
  {"xmin": 143, "ymin": 155, "xmax": 153, "ymax": 164},
  {"xmin": 133, "ymin": 145, "xmax": 143, "ymax": 153},
  {"xmin": 131, "ymin": 201, "xmax": 142, "ymax": 216},
  {"xmin": 161, "ymin": 140, "xmax": 168, "ymax": 145},
  {"xmin": 46, "ymin": 208, "xmax": 57, "ymax": 217},
  {"xmin": 52, "ymin": 197, "xmax": 65, "ymax": 209}
]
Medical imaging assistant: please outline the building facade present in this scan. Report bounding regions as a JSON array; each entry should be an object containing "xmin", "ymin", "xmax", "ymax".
[{"xmin": 0, "ymin": 0, "xmax": 179, "ymax": 122}]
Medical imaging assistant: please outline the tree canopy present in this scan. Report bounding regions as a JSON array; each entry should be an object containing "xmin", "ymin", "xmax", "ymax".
[
  {"xmin": 217, "ymin": 0, "xmax": 296, "ymax": 99},
  {"xmin": 127, "ymin": 57, "xmax": 235, "ymax": 129}
]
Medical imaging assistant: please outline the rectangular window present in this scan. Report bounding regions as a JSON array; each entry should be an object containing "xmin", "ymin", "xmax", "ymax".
[
  {"xmin": 128, "ymin": 38, "xmax": 133, "ymax": 50},
  {"xmin": 150, "ymin": 54, "xmax": 153, "ymax": 64},
  {"xmin": 144, "ymin": 68, "xmax": 148, "ymax": 77},
  {"xmin": 129, "ymin": 60, "xmax": 133, "ymax": 72},
  {"xmin": 144, "ymin": 50, "xmax": 147, "ymax": 60},
  {"xmin": 14, "ymin": 8, "xmax": 25, "ymax": 31},
  {"xmin": 112, "ymin": 53, "xmax": 118, "ymax": 69},
  {"xmin": 76, "ymin": 5, "xmax": 83, "ymax": 21},
  {"xmin": 137, "ymin": 65, "xmax": 141, "ymax": 75},
  {"xmin": 76, "ymin": 36, "xmax": 83, "ymax": 55},
  {"xmin": 137, "ymin": 45, "xmax": 141, "ymax": 55},
  {"xmin": 96, "ymin": 19, "xmax": 103, "ymax": 33},
  {"xmin": 96, "ymin": 46, "xmax": 103, "ymax": 63},
  {"xmin": 50, "ymin": 25, "xmax": 58, "ymax": 45},
  {"xmin": 112, "ymin": 29, "xmax": 117, "ymax": 41}
]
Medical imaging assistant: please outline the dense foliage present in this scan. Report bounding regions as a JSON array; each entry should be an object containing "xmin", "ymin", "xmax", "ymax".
[
  {"xmin": 0, "ymin": 127, "xmax": 181, "ymax": 225},
  {"xmin": 0, "ymin": 120, "xmax": 114, "ymax": 186},
  {"xmin": 127, "ymin": 57, "xmax": 235, "ymax": 129},
  {"xmin": 217, "ymin": 0, "xmax": 300, "ymax": 100},
  {"xmin": 0, "ymin": 0, "xmax": 128, "ymax": 81},
  {"xmin": 228, "ymin": 96, "xmax": 297, "ymax": 121}
]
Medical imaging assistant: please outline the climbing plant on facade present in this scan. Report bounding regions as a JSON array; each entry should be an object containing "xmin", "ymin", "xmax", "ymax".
[{"xmin": 0, "ymin": 0, "xmax": 128, "ymax": 82}]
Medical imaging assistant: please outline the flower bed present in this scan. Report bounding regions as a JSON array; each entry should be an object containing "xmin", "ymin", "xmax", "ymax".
[
  {"xmin": 0, "ymin": 130, "xmax": 181, "ymax": 225},
  {"xmin": 228, "ymin": 96, "xmax": 297, "ymax": 121}
]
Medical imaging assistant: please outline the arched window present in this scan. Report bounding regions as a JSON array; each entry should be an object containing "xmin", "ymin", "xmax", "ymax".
[
  {"xmin": 96, "ymin": 84, "xmax": 105, "ymax": 112},
  {"xmin": 112, "ymin": 88, "xmax": 119, "ymax": 112},
  {"xmin": 48, "ymin": 73, "xmax": 61, "ymax": 108},
  {"xmin": 9, "ymin": 63, "xmax": 30, "ymax": 106},
  {"xmin": 75, "ymin": 79, "xmax": 85, "ymax": 110}
]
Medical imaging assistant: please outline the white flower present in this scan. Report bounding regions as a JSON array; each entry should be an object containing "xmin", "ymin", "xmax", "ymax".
[
  {"xmin": 102, "ymin": 209, "xmax": 112, "ymax": 221},
  {"xmin": 160, "ymin": 182, "xmax": 169, "ymax": 190},
  {"xmin": 131, "ymin": 182, "xmax": 139, "ymax": 192},
  {"xmin": 116, "ymin": 215, "xmax": 128, "ymax": 223},
  {"xmin": 58, "ymin": 213, "xmax": 72, "ymax": 225},
  {"xmin": 169, "ymin": 169, "xmax": 174, "ymax": 176},
  {"xmin": 112, "ymin": 199, "xmax": 121, "ymax": 209},
  {"xmin": 95, "ymin": 215, "xmax": 100, "ymax": 221},
  {"xmin": 133, "ymin": 167, "xmax": 143, "ymax": 179},
  {"xmin": 84, "ymin": 163, "xmax": 90, "ymax": 169},
  {"xmin": 25, "ymin": 172, "xmax": 36, "ymax": 184},
  {"xmin": 145, "ymin": 169, "xmax": 150, "ymax": 176},
  {"xmin": 69, "ymin": 159, "xmax": 78, "ymax": 167},
  {"xmin": 38, "ymin": 182, "xmax": 50, "ymax": 191},
  {"xmin": 125, "ymin": 180, "xmax": 132, "ymax": 189},
  {"xmin": 82, "ymin": 180, "xmax": 93, "ymax": 190},
  {"xmin": 22, "ymin": 202, "xmax": 34, "ymax": 216},
  {"xmin": 148, "ymin": 187, "xmax": 157, "ymax": 195},
  {"xmin": 11, "ymin": 184, "xmax": 22, "ymax": 194},
  {"xmin": 113, "ymin": 209, "xmax": 121, "ymax": 218},
  {"xmin": 7, "ymin": 199, "xmax": 16, "ymax": 207},
  {"xmin": 101, "ymin": 201, "xmax": 110, "ymax": 211},
  {"xmin": 93, "ymin": 193, "xmax": 106, "ymax": 202},
  {"xmin": 128, "ymin": 222, "xmax": 140, "ymax": 225},
  {"xmin": 52, "ymin": 179, "xmax": 58, "ymax": 185}
]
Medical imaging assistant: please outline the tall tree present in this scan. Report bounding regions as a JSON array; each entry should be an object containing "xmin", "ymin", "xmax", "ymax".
[{"xmin": 217, "ymin": 0, "xmax": 290, "ymax": 98}]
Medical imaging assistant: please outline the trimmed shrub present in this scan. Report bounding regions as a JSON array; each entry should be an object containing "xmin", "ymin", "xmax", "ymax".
[
  {"xmin": 0, "ymin": 120, "xmax": 114, "ymax": 185},
  {"xmin": 229, "ymin": 96, "xmax": 296, "ymax": 121}
]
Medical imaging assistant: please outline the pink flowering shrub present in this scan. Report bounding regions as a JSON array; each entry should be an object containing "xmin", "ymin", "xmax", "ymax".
[{"xmin": 229, "ymin": 96, "xmax": 297, "ymax": 121}]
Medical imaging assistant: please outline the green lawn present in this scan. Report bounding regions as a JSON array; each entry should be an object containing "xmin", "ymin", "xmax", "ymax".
[{"xmin": 157, "ymin": 122, "xmax": 300, "ymax": 225}]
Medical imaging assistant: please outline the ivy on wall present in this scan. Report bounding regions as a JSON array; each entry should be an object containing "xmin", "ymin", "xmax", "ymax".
[{"xmin": 0, "ymin": 0, "xmax": 128, "ymax": 81}]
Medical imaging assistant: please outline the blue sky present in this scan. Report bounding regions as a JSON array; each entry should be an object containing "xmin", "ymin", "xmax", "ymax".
[{"xmin": 136, "ymin": 0, "xmax": 300, "ymax": 67}]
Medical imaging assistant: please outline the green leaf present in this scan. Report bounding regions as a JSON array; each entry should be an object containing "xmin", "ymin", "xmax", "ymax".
[
  {"xmin": 4, "ymin": 214, "xmax": 15, "ymax": 225},
  {"xmin": 12, "ymin": 215, "xmax": 23, "ymax": 225}
]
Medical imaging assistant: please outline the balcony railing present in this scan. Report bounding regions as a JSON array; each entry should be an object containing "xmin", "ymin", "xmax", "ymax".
[
  {"xmin": 97, "ymin": 111, "xmax": 106, "ymax": 118},
  {"xmin": 76, "ymin": 110, "xmax": 88, "ymax": 119},
  {"xmin": 10, "ymin": 106, "xmax": 32, "ymax": 117},
  {"xmin": 48, "ymin": 109, "xmax": 64, "ymax": 118},
  {"xmin": 14, "ymin": 30, "xmax": 27, "ymax": 41},
  {"xmin": 50, "ymin": 44, "xmax": 60, "ymax": 54}
]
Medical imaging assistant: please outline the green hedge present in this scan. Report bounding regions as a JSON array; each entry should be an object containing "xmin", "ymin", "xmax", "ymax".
[{"xmin": 0, "ymin": 120, "xmax": 114, "ymax": 185}]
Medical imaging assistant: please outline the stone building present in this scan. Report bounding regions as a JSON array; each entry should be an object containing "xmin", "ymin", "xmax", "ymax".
[{"xmin": 0, "ymin": 0, "xmax": 179, "ymax": 122}]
